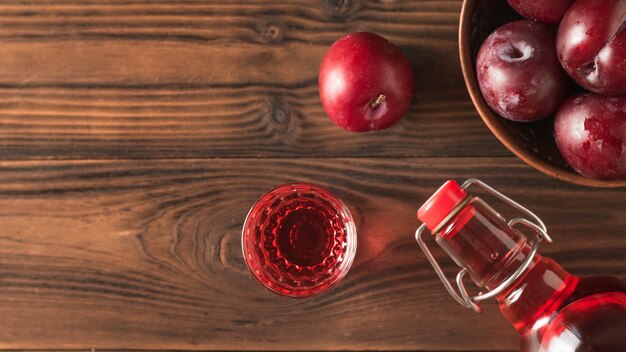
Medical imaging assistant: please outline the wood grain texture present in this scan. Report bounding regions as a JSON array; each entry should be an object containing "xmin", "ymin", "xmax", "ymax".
[
  {"xmin": 1, "ymin": 1, "xmax": 624, "ymax": 351},
  {"xmin": 0, "ymin": 0, "xmax": 507, "ymax": 159},
  {"xmin": 0, "ymin": 157, "xmax": 624, "ymax": 350}
]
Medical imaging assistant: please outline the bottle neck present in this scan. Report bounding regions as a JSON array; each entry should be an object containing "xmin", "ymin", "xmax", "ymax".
[
  {"xmin": 494, "ymin": 255, "xmax": 576, "ymax": 333},
  {"xmin": 436, "ymin": 197, "xmax": 529, "ymax": 288},
  {"xmin": 435, "ymin": 197, "xmax": 576, "ymax": 331}
]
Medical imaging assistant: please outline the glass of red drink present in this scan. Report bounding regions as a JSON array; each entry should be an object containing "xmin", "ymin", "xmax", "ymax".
[{"xmin": 242, "ymin": 183, "xmax": 357, "ymax": 297}]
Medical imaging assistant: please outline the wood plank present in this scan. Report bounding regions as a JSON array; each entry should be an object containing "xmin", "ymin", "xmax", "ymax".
[
  {"xmin": 0, "ymin": 157, "xmax": 623, "ymax": 350},
  {"xmin": 0, "ymin": 1, "xmax": 460, "ymax": 47},
  {"xmin": 0, "ymin": 350, "xmax": 517, "ymax": 352},
  {"xmin": 0, "ymin": 85, "xmax": 501, "ymax": 159},
  {"xmin": 0, "ymin": 0, "xmax": 507, "ymax": 159}
]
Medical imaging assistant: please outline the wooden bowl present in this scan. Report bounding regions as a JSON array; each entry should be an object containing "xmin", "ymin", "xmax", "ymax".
[{"xmin": 459, "ymin": 0, "xmax": 626, "ymax": 188}]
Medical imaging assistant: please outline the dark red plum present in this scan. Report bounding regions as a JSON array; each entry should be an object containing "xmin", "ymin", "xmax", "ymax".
[
  {"xmin": 507, "ymin": 0, "xmax": 575, "ymax": 24},
  {"xmin": 555, "ymin": 93, "xmax": 626, "ymax": 180},
  {"xmin": 318, "ymin": 32, "xmax": 414, "ymax": 132},
  {"xmin": 557, "ymin": 0, "xmax": 626, "ymax": 96},
  {"xmin": 476, "ymin": 20, "xmax": 570, "ymax": 122}
]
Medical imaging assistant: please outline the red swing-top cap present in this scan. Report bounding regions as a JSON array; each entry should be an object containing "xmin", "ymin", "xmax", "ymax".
[{"xmin": 417, "ymin": 180, "xmax": 467, "ymax": 232}]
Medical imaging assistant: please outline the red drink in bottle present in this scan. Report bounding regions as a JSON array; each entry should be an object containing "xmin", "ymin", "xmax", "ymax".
[
  {"xmin": 243, "ymin": 183, "xmax": 356, "ymax": 297},
  {"xmin": 416, "ymin": 179, "xmax": 626, "ymax": 351}
]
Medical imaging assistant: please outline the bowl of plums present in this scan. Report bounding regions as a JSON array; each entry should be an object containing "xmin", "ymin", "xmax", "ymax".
[{"xmin": 459, "ymin": 0, "xmax": 626, "ymax": 187}]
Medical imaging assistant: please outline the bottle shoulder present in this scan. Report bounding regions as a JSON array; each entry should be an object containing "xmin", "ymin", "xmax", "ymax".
[
  {"xmin": 519, "ymin": 276, "xmax": 626, "ymax": 352},
  {"xmin": 527, "ymin": 290, "xmax": 626, "ymax": 352}
]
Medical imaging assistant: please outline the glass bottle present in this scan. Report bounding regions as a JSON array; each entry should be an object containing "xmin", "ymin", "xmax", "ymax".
[{"xmin": 416, "ymin": 179, "xmax": 626, "ymax": 351}]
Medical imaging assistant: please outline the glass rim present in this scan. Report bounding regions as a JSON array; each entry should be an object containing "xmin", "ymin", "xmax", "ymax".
[{"xmin": 241, "ymin": 182, "xmax": 357, "ymax": 298}]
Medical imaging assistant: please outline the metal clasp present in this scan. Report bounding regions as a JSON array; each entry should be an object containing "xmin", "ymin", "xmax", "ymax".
[{"xmin": 415, "ymin": 178, "xmax": 553, "ymax": 313}]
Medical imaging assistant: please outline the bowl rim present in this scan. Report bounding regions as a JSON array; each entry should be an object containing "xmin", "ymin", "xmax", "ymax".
[{"xmin": 458, "ymin": 0, "xmax": 626, "ymax": 188}]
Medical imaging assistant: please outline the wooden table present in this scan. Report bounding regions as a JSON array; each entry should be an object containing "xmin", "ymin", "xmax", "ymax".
[{"xmin": 0, "ymin": 1, "xmax": 624, "ymax": 351}]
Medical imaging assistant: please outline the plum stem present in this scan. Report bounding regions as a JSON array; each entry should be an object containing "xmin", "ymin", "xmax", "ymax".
[{"xmin": 370, "ymin": 94, "xmax": 386, "ymax": 108}]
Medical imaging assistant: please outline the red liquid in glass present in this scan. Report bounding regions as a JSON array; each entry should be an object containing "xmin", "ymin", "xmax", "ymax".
[
  {"xmin": 243, "ymin": 183, "xmax": 356, "ymax": 297},
  {"xmin": 272, "ymin": 207, "xmax": 337, "ymax": 267},
  {"xmin": 422, "ymin": 183, "xmax": 626, "ymax": 352},
  {"xmin": 260, "ymin": 199, "xmax": 348, "ymax": 284}
]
